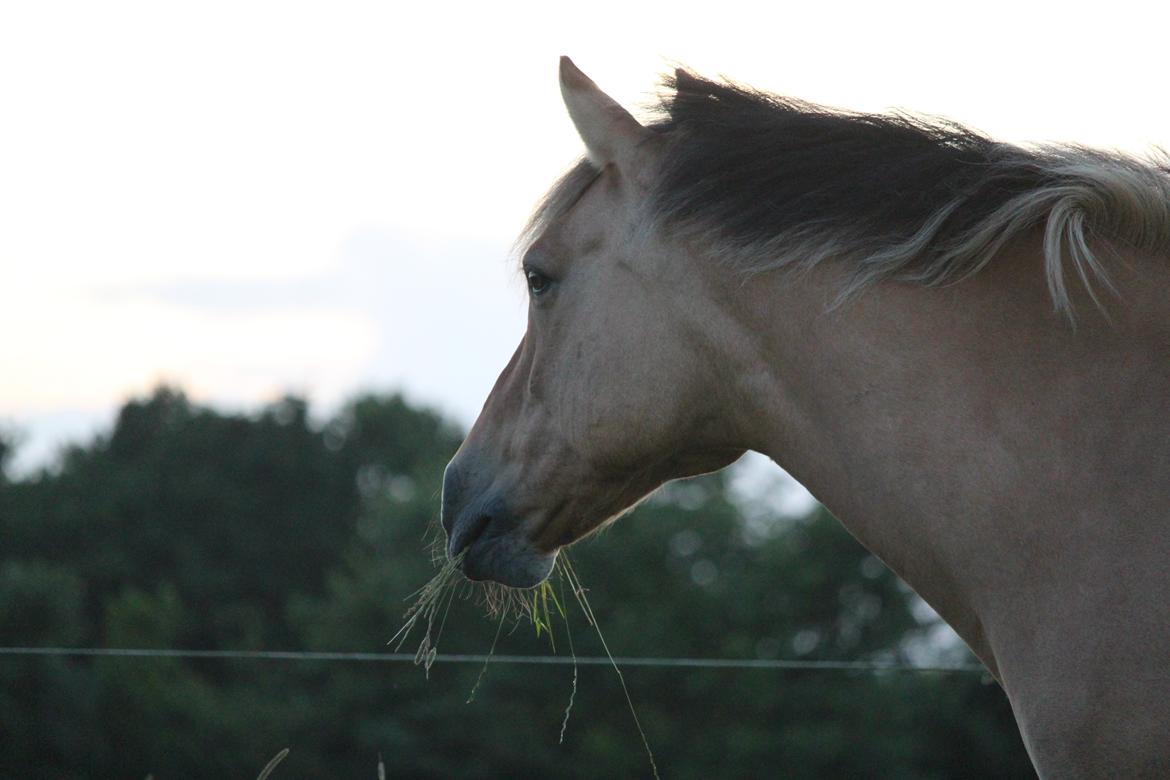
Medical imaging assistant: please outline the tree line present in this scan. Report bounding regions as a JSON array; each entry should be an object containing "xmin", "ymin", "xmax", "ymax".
[{"xmin": 0, "ymin": 387, "xmax": 1034, "ymax": 777}]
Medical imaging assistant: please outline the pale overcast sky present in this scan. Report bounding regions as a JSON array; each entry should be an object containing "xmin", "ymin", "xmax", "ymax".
[{"xmin": 2, "ymin": 1, "xmax": 1167, "ymax": 474}]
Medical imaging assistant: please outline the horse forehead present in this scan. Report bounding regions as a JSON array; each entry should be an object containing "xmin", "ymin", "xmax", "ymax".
[
  {"xmin": 557, "ymin": 168, "xmax": 636, "ymax": 239},
  {"xmin": 529, "ymin": 219, "xmax": 618, "ymax": 279}
]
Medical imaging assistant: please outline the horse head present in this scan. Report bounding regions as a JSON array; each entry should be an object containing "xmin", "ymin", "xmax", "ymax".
[{"xmin": 440, "ymin": 58, "xmax": 745, "ymax": 587}]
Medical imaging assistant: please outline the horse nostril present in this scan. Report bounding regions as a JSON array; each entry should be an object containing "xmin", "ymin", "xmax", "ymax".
[
  {"xmin": 440, "ymin": 461, "xmax": 504, "ymax": 562},
  {"xmin": 447, "ymin": 513, "xmax": 492, "ymax": 561}
]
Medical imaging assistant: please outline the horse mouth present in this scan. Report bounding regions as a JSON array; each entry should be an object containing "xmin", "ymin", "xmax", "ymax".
[
  {"xmin": 453, "ymin": 518, "xmax": 557, "ymax": 588},
  {"xmin": 441, "ymin": 474, "xmax": 560, "ymax": 588}
]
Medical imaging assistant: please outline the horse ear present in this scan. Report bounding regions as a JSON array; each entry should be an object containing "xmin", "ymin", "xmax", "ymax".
[
  {"xmin": 673, "ymin": 67, "xmax": 700, "ymax": 93},
  {"xmin": 559, "ymin": 56, "xmax": 653, "ymax": 171}
]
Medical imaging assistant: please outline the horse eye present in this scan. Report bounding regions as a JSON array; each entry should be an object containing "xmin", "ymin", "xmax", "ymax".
[{"xmin": 526, "ymin": 269, "xmax": 551, "ymax": 296}]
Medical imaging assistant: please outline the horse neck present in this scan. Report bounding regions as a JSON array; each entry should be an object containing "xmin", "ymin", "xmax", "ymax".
[{"xmin": 705, "ymin": 235, "xmax": 1170, "ymax": 671}]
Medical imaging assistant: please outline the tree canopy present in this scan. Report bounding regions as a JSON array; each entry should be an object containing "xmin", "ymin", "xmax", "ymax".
[{"xmin": 0, "ymin": 387, "xmax": 1034, "ymax": 778}]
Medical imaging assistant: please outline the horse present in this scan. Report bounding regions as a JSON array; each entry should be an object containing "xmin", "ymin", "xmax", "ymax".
[{"xmin": 439, "ymin": 57, "xmax": 1170, "ymax": 777}]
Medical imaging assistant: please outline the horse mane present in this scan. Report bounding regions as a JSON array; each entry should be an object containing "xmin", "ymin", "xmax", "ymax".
[{"xmin": 526, "ymin": 69, "xmax": 1170, "ymax": 316}]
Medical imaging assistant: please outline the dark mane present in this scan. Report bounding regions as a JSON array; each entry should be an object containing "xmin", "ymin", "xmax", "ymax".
[
  {"xmin": 527, "ymin": 69, "xmax": 1170, "ymax": 314},
  {"xmin": 652, "ymin": 71, "xmax": 1047, "ymax": 267}
]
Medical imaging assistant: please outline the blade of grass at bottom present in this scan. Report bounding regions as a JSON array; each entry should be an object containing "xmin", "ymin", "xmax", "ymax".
[{"xmin": 255, "ymin": 748, "xmax": 289, "ymax": 780}]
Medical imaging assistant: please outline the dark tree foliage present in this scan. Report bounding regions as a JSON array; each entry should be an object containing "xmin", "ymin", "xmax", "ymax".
[
  {"xmin": 0, "ymin": 433, "xmax": 12, "ymax": 483},
  {"xmin": 0, "ymin": 387, "xmax": 1034, "ymax": 778}
]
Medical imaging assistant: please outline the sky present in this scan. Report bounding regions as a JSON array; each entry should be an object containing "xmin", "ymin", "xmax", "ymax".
[{"xmin": 2, "ymin": 1, "xmax": 1168, "ymax": 476}]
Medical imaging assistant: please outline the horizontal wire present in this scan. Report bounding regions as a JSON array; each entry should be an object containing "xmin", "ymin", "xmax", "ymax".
[{"xmin": 0, "ymin": 646, "xmax": 985, "ymax": 673}]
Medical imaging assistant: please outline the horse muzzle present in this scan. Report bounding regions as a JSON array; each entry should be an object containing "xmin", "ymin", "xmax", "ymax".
[{"xmin": 441, "ymin": 462, "xmax": 556, "ymax": 588}]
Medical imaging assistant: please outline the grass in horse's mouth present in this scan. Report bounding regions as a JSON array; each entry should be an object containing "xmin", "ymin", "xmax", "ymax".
[
  {"xmin": 392, "ymin": 550, "xmax": 659, "ymax": 779},
  {"xmin": 389, "ymin": 550, "xmax": 568, "ymax": 676}
]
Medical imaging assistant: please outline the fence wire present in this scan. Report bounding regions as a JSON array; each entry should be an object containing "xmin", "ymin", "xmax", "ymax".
[{"xmin": 0, "ymin": 646, "xmax": 985, "ymax": 673}]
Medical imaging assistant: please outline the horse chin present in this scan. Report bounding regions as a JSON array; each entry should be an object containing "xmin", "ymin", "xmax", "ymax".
[{"xmin": 459, "ymin": 532, "xmax": 558, "ymax": 589}]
